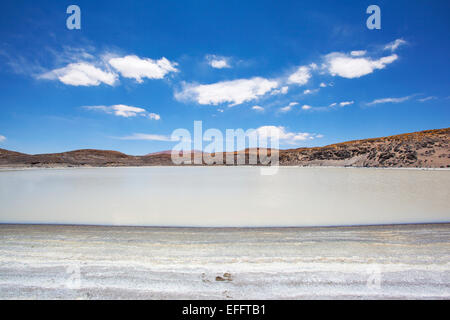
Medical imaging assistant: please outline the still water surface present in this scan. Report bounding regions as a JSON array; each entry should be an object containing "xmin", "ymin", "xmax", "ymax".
[{"xmin": 0, "ymin": 167, "xmax": 449, "ymax": 227}]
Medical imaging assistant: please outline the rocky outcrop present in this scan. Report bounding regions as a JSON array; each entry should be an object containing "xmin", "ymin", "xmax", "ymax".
[
  {"xmin": 279, "ymin": 128, "xmax": 450, "ymax": 168},
  {"xmin": 215, "ymin": 273, "xmax": 232, "ymax": 282}
]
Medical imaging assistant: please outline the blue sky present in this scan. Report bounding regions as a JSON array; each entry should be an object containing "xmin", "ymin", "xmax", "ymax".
[{"xmin": 0, "ymin": 0, "xmax": 449, "ymax": 155}]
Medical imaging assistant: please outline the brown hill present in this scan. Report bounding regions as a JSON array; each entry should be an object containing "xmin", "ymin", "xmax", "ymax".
[{"xmin": 0, "ymin": 128, "xmax": 449, "ymax": 168}]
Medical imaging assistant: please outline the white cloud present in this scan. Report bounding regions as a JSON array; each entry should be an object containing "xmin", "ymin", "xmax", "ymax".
[
  {"xmin": 83, "ymin": 104, "xmax": 160, "ymax": 119},
  {"xmin": 119, "ymin": 127, "xmax": 323, "ymax": 146},
  {"xmin": 206, "ymin": 55, "xmax": 231, "ymax": 69},
  {"xmin": 39, "ymin": 62, "xmax": 118, "ymax": 86},
  {"xmin": 254, "ymin": 126, "xmax": 322, "ymax": 144},
  {"xmin": 0, "ymin": 135, "xmax": 6, "ymax": 143},
  {"xmin": 148, "ymin": 113, "xmax": 161, "ymax": 120},
  {"xmin": 287, "ymin": 66, "xmax": 311, "ymax": 85},
  {"xmin": 384, "ymin": 39, "xmax": 407, "ymax": 52},
  {"xmin": 350, "ymin": 50, "xmax": 366, "ymax": 57},
  {"xmin": 1, "ymin": 46, "xmax": 100, "ymax": 79},
  {"xmin": 46, "ymin": 46, "xmax": 97, "ymax": 65},
  {"xmin": 303, "ymin": 88, "xmax": 319, "ymax": 95},
  {"xmin": 319, "ymin": 82, "xmax": 327, "ymax": 88},
  {"xmin": 252, "ymin": 105, "xmax": 264, "ymax": 111},
  {"xmin": 271, "ymin": 86, "xmax": 289, "ymax": 95},
  {"xmin": 175, "ymin": 77, "xmax": 279, "ymax": 106},
  {"xmin": 118, "ymin": 133, "xmax": 173, "ymax": 141},
  {"xmin": 280, "ymin": 102, "xmax": 298, "ymax": 112},
  {"xmin": 366, "ymin": 95, "xmax": 413, "ymax": 106},
  {"xmin": 108, "ymin": 55, "xmax": 178, "ymax": 83},
  {"xmin": 339, "ymin": 101, "xmax": 354, "ymax": 107},
  {"xmin": 302, "ymin": 102, "xmax": 353, "ymax": 111},
  {"xmin": 418, "ymin": 96, "xmax": 437, "ymax": 102},
  {"xmin": 325, "ymin": 52, "xmax": 398, "ymax": 79}
]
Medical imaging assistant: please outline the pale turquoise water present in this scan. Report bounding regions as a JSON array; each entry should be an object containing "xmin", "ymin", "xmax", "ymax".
[{"xmin": 0, "ymin": 167, "xmax": 449, "ymax": 227}]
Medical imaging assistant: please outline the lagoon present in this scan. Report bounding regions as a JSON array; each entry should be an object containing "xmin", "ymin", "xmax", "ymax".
[{"xmin": 0, "ymin": 167, "xmax": 449, "ymax": 227}]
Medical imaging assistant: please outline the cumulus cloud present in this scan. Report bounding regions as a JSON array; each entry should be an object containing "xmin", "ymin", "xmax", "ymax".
[
  {"xmin": 206, "ymin": 55, "xmax": 231, "ymax": 69},
  {"xmin": 39, "ymin": 62, "xmax": 118, "ymax": 86},
  {"xmin": 384, "ymin": 39, "xmax": 407, "ymax": 52},
  {"xmin": 83, "ymin": 104, "xmax": 161, "ymax": 119},
  {"xmin": 6, "ymin": 46, "xmax": 180, "ymax": 88},
  {"xmin": 252, "ymin": 105, "xmax": 264, "ymax": 111},
  {"xmin": 319, "ymin": 82, "xmax": 327, "ymax": 88},
  {"xmin": 325, "ymin": 52, "xmax": 398, "ymax": 79},
  {"xmin": 254, "ymin": 126, "xmax": 322, "ymax": 144},
  {"xmin": 280, "ymin": 102, "xmax": 298, "ymax": 112},
  {"xmin": 301, "ymin": 105, "xmax": 312, "ymax": 110},
  {"xmin": 175, "ymin": 77, "xmax": 279, "ymax": 106},
  {"xmin": 339, "ymin": 101, "xmax": 354, "ymax": 106},
  {"xmin": 108, "ymin": 55, "xmax": 178, "ymax": 83},
  {"xmin": 0, "ymin": 135, "xmax": 6, "ymax": 143},
  {"xmin": 287, "ymin": 66, "xmax": 311, "ymax": 85},
  {"xmin": 366, "ymin": 95, "xmax": 413, "ymax": 106}
]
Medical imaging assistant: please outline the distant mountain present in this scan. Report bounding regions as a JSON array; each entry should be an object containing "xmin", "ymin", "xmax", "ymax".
[
  {"xmin": 145, "ymin": 150, "xmax": 207, "ymax": 156},
  {"xmin": 144, "ymin": 150, "xmax": 173, "ymax": 156},
  {"xmin": 0, "ymin": 128, "xmax": 449, "ymax": 168}
]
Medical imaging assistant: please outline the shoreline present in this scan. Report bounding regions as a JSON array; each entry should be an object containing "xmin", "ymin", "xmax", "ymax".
[
  {"xmin": 1, "ymin": 164, "xmax": 449, "ymax": 172},
  {"xmin": 1, "ymin": 222, "xmax": 449, "ymax": 230}
]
